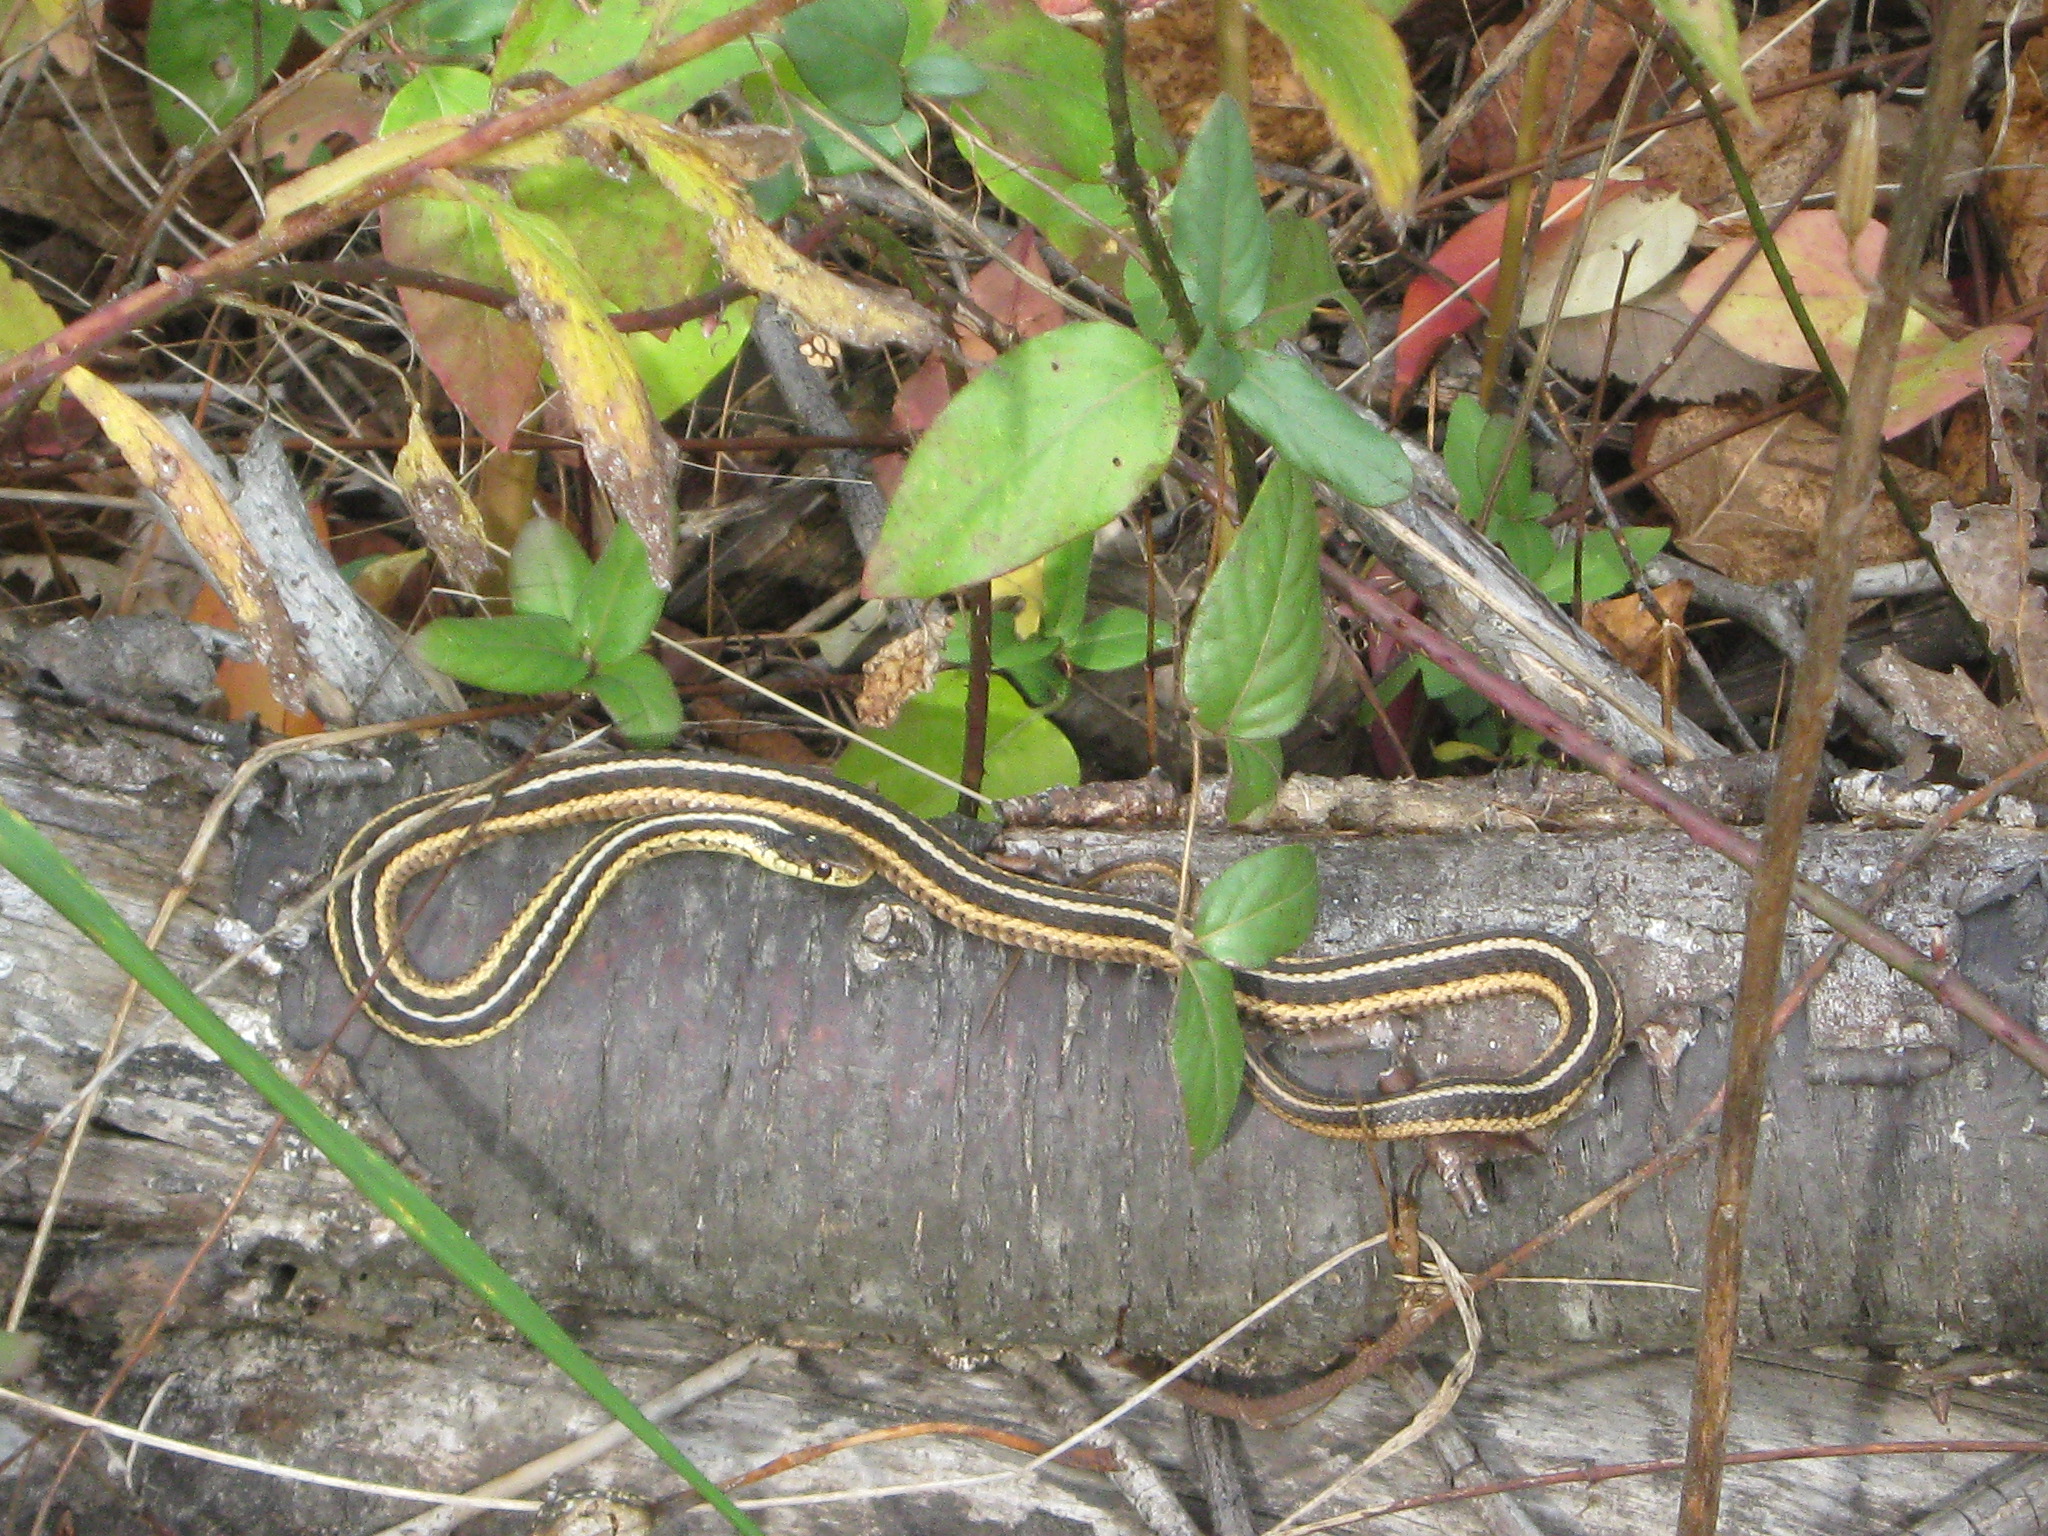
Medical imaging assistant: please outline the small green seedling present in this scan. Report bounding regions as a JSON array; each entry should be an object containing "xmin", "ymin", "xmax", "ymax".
[{"xmin": 415, "ymin": 519, "xmax": 682, "ymax": 746}]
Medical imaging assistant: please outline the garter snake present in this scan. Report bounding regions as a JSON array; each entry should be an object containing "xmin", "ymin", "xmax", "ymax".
[{"xmin": 327, "ymin": 753, "xmax": 1623, "ymax": 1141}]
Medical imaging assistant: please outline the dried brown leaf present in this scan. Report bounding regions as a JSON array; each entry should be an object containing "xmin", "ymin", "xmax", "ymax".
[
  {"xmin": 1985, "ymin": 34, "xmax": 2048, "ymax": 302},
  {"xmin": 1448, "ymin": 0, "xmax": 1641, "ymax": 181},
  {"xmin": 1863, "ymin": 645, "xmax": 2034, "ymax": 783},
  {"xmin": 1642, "ymin": 407, "xmax": 1937, "ymax": 584},
  {"xmin": 1546, "ymin": 278, "xmax": 1789, "ymax": 401},
  {"xmin": 394, "ymin": 407, "xmax": 493, "ymax": 591},
  {"xmin": 856, "ymin": 611, "xmax": 949, "ymax": 729},
  {"xmin": 1639, "ymin": 9, "xmax": 1819, "ymax": 215},
  {"xmin": 1586, "ymin": 579, "xmax": 1692, "ymax": 679}
]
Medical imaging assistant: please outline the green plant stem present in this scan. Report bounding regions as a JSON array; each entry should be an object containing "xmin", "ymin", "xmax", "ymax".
[
  {"xmin": 1672, "ymin": 0, "xmax": 1989, "ymax": 1528},
  {"xmin": 1099, "ymin": 0, "xmax": 1203, "ymax": 355},
  {"xmin": 1672, "ymin": 45, "xmax": 1918, "ymax": 529},
  {"xmin": 1475, "ymin": 23, "xmax": 1553, "ymax": 413},
  {"xmin": 1215, "ymin": 0, "xmax": 1250, "ymax": 108},
  {"xmin": 0, "ymin": 803, "xmax": 765, "ymax": 1535}
]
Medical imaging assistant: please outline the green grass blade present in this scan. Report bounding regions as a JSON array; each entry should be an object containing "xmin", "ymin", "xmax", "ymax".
[{"xmin": 0, "ymin": 797, "xmax": 762, "ymax": 1535}]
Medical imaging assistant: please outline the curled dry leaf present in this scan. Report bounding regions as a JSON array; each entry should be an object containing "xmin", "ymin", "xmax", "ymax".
[
  {"xmin": 1546, "ymin": 277, "xmax": 1789, "ymax": 401},
  {"xmin": 856, "ymin": 608, "xmax": 951, "ymax": 729},
  {"xmin": 394, "ymin": 407, "xmax": 493, "ymax": 591},
  {"xmin": 1641, "ymin": 406, "xmax": 1938, "ymax": 584},
  {"xmin": 1863, "ymin": 645, "xmax": 2038, "ymax": 784},
  {"xmin": 487, "ymin": 201, "xmax": 682, "ymax": 580},
  {"xmin": 62, "ymin": 367, "xmax": 312, "ymax": 714},
  {"xmin": 1984, "ymin": 35, "xmax": 2048, "ymax": 302},
  {"xmin": 1585, "ymin": 579, "xmax": 1692, "ymax": 680},
  {"xmin": 1923, "ymin": 393, "xmax": 2048, "ymax": 745},
  {"xmin": 605, "ymin": 111, "xmax": 942, "ymax": 351}
]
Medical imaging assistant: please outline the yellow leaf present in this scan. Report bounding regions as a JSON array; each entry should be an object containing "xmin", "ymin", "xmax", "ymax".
[
  {"xmin": 599, "ymin": 110, "xmax": 941, "ymax": 350},
  {"xmin": 485, "ymin": 200, "xmax": 681, "ymax": 578},
  {"xmin": 1249, "ymin": 0, "xmax": 1418, "ymax": 215},
  {"xmin": 395, "ymin": 406, "xmax": 494, "ymax": 591},
  {"xmin": 0, "ymin": 267, "xmax": 62, "ymax": 411},
  {"xmin": 63, "ymin": 368, "xmax": 312, "ymax": 713}
]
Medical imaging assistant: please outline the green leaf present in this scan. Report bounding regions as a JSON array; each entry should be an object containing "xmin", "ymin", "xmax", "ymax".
[
  {"xmin": 1224, "ymin": 736, "xmax": 1283, "ymax": 823},
  {"xmin": 1195, "ymin": 843, "xmax": 1319, "ymax": 967},
  {"xmin": 1443, "ymin": 396, "xmax": 1536, "ymax": 525},
  {"xmin": 381, "ymin": 64, "xmax": 493, "ymax": 131},
  {"xmin": 625, "ymin": 299, "xmax": 755, "ymax": 418},
  {"xmin": 416, "ymin": 615, "xmax": 592, "ymax": 694},
  {"xmin": 1173, "ymin": 957, "xmax": 1244, "ymax": 1160},
  {"xmin": 0, "ymin": 801, "xmax": 763, "ymax": 1536},
  {"xmin": 1227, "ymin": 348, "xmax": 1412, "ymax": 509},
  {"xmin": 510, "ymin": 517, "xmax": 592, "ymax": 621},
  {"xmin": 837, "ymin": 671, "xmax": 1079, "ymax": 817},
  {"xmin": 780, "ymin": 0, "xmax": 908, "ymax": 127},
  {"xmin": 1651, "ymin": 0, "xmax": 1754, "ymax": 125},
  {"xmin": 495, "ymin": 0, "xmax": 760, "ymax": 120},
  {"xmin": 591, "ymin": 652, "xmax": 683, "ymax": 745},
  {"xmin": 1067, "ymin": 606, "xmax": 1161, "ymax": 671},
  {"xmin": 904, "ymin": 47, "xmax": 987, "ymax": 98},
  {"xmin": 1185, "ymin": 329, "xmax": 1246, "ymax": 398},
  {"xmin": 1241, "ymin": 211, "xmax": 1360, "ymax": 349},
  {"xmin": 1247, "ymin": 0, "xmax": 1417, "ymax": 213},
  {"xmin": 147, "ymin": 0, "xmax": 300, "ymax": 144},
  {"xmin": 1537, "ymin": 526, "xmax": 1668, "ymax": 604},
  {"xmin": 575, "ymin": 524, "xmax": 664, "ymax": 668},
  {"xmin": 1170, "ymin": 95, "xmax": 1270, "ymax": 334},
  {"xmin": 1038, "ymin": 532, "xmax": 1095, "ymax": 648},
  {"xmin": 1182, "ymin": 460, "xmax": 1322, "ymax": 739},
  {"xmin": 944, "ymin": 0, "xmax": 1171, "ymax": 280},
  {"xmin": 866, "ymin": 323, "xmax": 1178, "ymax": 597},
  {"xmin": 1122, "ymin": 257, "xmax": 1175, "ymax": 350}
]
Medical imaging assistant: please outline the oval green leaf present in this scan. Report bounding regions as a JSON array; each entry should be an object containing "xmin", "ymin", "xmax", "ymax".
[
  {"xmin": 1224, "ymin": 735, "xmax": 1284, "ymax": 823},
  {"xmin": 1227, "ymin": 347, "xmax": 1412, "ymax": 509},
  {"xmin": 591, "ymin": 651, "xmax": 683, "ymax": 746},
  {"xmin": 1195, "ymin": 843, "xmax": 1319, "ymax": 968},
  {"xmin": 781, "ymin": 0, "xmax": 909, "ymax": 126},
  {"xmin": 1173, "ymin": 957, "xmax": 1244, "ymax": 1160},
  {"xmin": 416, "ymin": 614, "xmax": 592, "ymax": 694},
  {"xmin": 575, "ymin": 523, "xmax": 665, "ymax": 667},
  {"xmin": 1171, "ymin": 95, "xmax": 1270, "ymax": 334},
  {"xmin": 1182, "ymin": 461, "xmax": 1322, "ymax": 740},
  {"xmin": 865, "ymin": 323, "xmax": 1178, "ymax": 598},
  {"xmin": 510, "ymin": 516, "xmax": 592, "ymax": 621},
  {"xmin": 1067, "ymin": 606, "xmax": 1163, "ymax": 672}
]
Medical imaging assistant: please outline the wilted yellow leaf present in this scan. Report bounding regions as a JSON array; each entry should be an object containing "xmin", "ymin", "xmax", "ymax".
[
  {"xmin": 63, "ymin": 367, "xmax": 311, "ymax": 713},
  {"xmin": 395, "ymin": 406, "xmax": 493, "ymax": 590},
  {"xmin": 600, "ymin": 110, "xmax": 941, "ymax": 350},
  {"xmin": 485, "ymin": 199, "xmax": 681, "ymax": 578}
]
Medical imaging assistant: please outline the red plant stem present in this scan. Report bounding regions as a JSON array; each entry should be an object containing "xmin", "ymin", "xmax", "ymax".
[{"xmin": 1318, "ymin": 555, "xmax": 2048, "ymax": 1080}]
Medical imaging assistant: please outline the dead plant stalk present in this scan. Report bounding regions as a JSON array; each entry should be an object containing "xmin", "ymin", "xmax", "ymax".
[{"xmin": 1673, "ymin": 0, "xmax": 1994, "ymax": 1528}]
